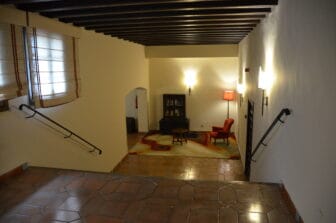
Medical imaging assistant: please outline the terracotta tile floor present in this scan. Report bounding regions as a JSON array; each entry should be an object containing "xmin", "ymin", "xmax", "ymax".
[
  {"xmin": 113, "ymin": 155, "xmax": 247, "ymax": 182},
  {"xmin": 0, "ymin": 167, "xmax": 295, "ymax": 223}
]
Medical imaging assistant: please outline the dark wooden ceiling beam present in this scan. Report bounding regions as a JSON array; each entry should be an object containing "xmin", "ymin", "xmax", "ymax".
[
  {"xmin": 118, "ymin": 37, "xmax": 244, "ymax": 45},
  {"xmin": 105, "ymin": 30, "xmax": 251, "ymax": 35},
  {"xmin": 127, "ymin": 40, "xmax": 242, "ymax": 45},
  {"xmin": 123, "ymin": 36, "xmax": 244, "ymax": 41},
  {"xmin": 14, "ymin": 0, "xmax": 211, "ymax": 9},
  {"xmin": 44, "ymin": 7, "xmax": 272, "ymax": 19},
  {"xmin": 68, "ymin": 14, "xmax": 266, "ymax": 25},
  {"xmin": 82, "ymin": 19, "xmax": 260, "ymax": 29},
  {"xmin": 1, "ymin": 0, "xmax": 58, "ymax": 4},
  {"xmin": 104, "ymin": 30, "xmax": 252, "ymax": 37},
  {"xmin": 73, "ymin": 14, "xmax": 265, "ymax": 27},
  {"xmin": 103, "ymin": 30, "xmax": 254, "ymax": 37},
  {"xmin": 132, "ymin": 37, "xmax": 242, "ymax": 41},
  {"xmin": 16, "ymin": 0, "xmax": 278, "ymax": 13},
  {"xmin": 139, "ymin": 39, "xmax": 241, "ymax": 42},
  {"xmin": 60, "ymin": 10, "xmax": 269, "ymax": 23},
  {"xmin": 117, "ymin": 38, "xmax": 245, "ymax": 44},
  {"xmin": 134, "ymin": 37, "xmax": 243, "ymax": 41},
  {"xmin": 4, "ymin": 0, "xmax": 278, "ymax": 45},
  {"xmin": 93, "ymin": 24, "xmax": 256, "ymax": 33},
  {"xmin": 126, "ymin": 39, "xmax": 241, "ymax": 45},
  {"xmin": 121, "ymin": 32, "xmax": 247, "ymax": 36},
  {"xmin": 144, "ymin": 43, "xmax": 239, "ymax": 46},
  {"xmin": 103, "ymin": 27, "xmax": 254, "ymax": 33},
  {"xmin": 116, "ymin": 34, "xmax": 247, "ymax": 40},
  {"xmin": 14, "ymin": 0, "xmax": 185, "ymax": 9},
  {"xmin": 143, "ymin": 42, "xmax": 240, "ymax": 45}
]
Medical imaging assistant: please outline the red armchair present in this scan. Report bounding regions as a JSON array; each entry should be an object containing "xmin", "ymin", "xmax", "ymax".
[{"xmin": 209, "ymin": 118, "xmax": 234, "ymax": 144}]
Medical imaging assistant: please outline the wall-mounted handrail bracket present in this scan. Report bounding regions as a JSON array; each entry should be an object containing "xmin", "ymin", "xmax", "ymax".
[
  {"xmin": 64, "ymin": 133, "xmax": 73, "ymax": 139},
  {"xmin": 251, "ymin": 108, "xmax": 291, "ymax": 162},
  {"xmin": 25, "ymin": 111, "xmax": 37, "ymax": 119},
  {"xmin": 19, "ymin": 104, "xmax": 103, "ymax": 155},
  {"xmin": 283, "ymin": 108, "xmax": 291, "ymax": 116}
]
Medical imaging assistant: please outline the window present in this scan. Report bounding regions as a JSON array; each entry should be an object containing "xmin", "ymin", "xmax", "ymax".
[
  {"xmin": 28, "ymin": 28, "xmax": 80, "ymax": 107},
  {"xmin": 0, "ymin": 22, "xmax": 80, "ymax": 108},
  {"xmin": 34, "ymin": 35, "xmax": 66, "ymax": 95},
  {"xmin": 0, "ymin": 23, "xmax": 79, "ymax": 107}
]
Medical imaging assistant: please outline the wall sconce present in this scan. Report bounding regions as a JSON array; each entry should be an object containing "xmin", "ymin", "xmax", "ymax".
[
  {"xmin": 223, "ymin": 90, "xmax": 235, "ymax": 119},
  {"xmin": 236, "ymin": 83, "xmax": 246, "ymax": 107},
  {"xmin": 258, "ymin": 67, "xmax": 272, "ymax": 115},
  {"xmin": 184, "ymin": 69, "xmax": 196, "ymax": 95}
]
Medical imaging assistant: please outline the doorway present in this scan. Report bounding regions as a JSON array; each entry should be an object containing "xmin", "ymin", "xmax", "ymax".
[
  {"xmin": 125, "ymin": 88, "xmax": 149, "ymax": 148},
  {"xmin": 244, "ymin": 100, "xmax": 254, "ymax": 179}
]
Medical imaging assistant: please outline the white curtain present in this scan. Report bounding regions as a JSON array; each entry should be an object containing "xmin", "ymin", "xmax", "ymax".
[
  {"xmin": 0, "ymin": 23, "xmax": 27, "ymax": 101},
  {"xmin": 27, "ymin": 28, "xmax": 80, "ymax": 108}
]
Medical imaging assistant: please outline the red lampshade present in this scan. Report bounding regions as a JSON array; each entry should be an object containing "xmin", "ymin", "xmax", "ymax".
[{"xmin": 223, "ymin": 90, "xmax": 235, "ymax": 101}]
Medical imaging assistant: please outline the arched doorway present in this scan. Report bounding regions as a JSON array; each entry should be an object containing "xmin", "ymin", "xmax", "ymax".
[{"xmin": 124, "ymin": 87, "xmax": 149, "ymax": 148}]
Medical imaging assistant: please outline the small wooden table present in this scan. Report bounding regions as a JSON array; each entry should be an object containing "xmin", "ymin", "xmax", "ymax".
[{"xmin": 172, "ymin": 128, "xmax": 188, "ymax": 145}]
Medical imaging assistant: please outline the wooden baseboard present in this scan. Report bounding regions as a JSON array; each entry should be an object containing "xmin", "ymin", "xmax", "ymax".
[
  {"xmin": 0, "ymin": 163, "xmax": 28, "ymax": 183},
  {"xmin": 280, "ymin": 184, "xmax": 304, "ymax": 223}
]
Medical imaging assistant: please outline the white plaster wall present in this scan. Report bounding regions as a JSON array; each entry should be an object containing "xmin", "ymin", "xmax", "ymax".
[
  {"xmin": 0, "ymin": 7, "xmax": 149, "ymax": 174},
  {"xmin": 237, "ymin": 0, "xmax": 336, "ymax": 222},
  {"xmin": 149, "ymin": 58, "xmax": 238, "ymax": 132}
]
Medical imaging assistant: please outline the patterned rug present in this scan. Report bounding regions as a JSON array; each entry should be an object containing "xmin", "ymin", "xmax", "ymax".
[{"xmin": 128, "ymin": 133, "xmax": 241, "ymax": 159}]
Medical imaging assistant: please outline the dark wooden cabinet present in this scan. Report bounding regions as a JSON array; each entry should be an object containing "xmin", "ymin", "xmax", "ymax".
[
  {"xmin": 163, "ymin": 94, "xmax": 186, "ymax": 118},
  {"xmin": 160, "ymin": 94, "xmax": 189, "ymax": 133}
]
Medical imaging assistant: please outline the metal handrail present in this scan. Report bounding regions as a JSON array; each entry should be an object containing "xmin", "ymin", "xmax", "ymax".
[
  {"xmin": 251, "ymin": 108, "xmax": 291, "ymax": 161},
  {"xmin": 19, "ymin": 104, "xmax": 102, "ymax": 155}
]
